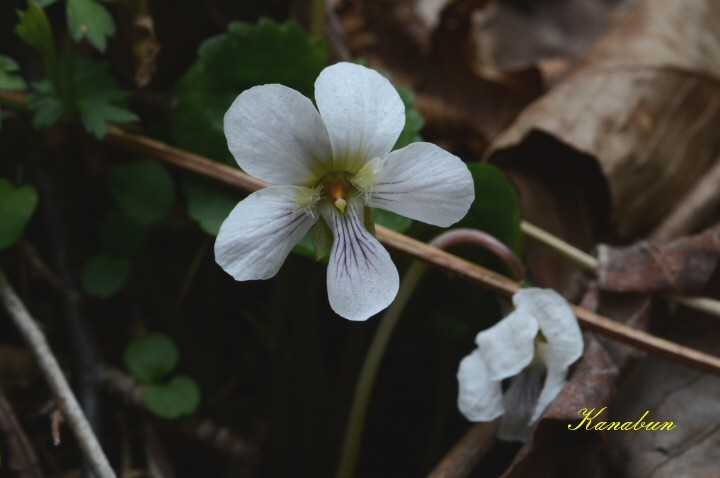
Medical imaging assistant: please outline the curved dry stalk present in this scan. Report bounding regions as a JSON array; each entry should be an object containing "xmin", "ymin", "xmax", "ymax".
[
  {"xmin": 0, "ymin": 269, "xmax": 116, "ymax": 478},
  {"xmin": 104, "ymin": 126, "xmax": 720, "ymax": 377}
]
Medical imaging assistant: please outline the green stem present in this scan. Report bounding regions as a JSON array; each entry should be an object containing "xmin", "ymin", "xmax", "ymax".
[
  {"xmin": 335, "ymin": 228, "xmax": 524, "ymax": 478},
  {"xmin": 335, "ymin": 260, "xmax": 427, "ymax": 478},
  {"xmin": 309, "ymin": 0, "xmax": 326, "ymax": 40}
]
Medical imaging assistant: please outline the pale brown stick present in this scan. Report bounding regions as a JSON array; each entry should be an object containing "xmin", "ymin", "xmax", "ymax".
[
  {"xmin": 0, "ymin": 269, "xmax": 116, "ymax": 478},
  {"xmin": 652, "ymin": 155, "xmax": 720, "ymax": 241},
  {"xmin": 521, "ymin": 220, "xmax": 720, "ymax": 318},
  {"xmin": 104, "ymin": 126, "xmax": 720, "ymax": 376},
  {"xmin": 427, "ymin": 421, "xmax": 499, "ymax": 478}
]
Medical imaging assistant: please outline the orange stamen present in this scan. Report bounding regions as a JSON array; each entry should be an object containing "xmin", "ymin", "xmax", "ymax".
[{"xmin": 327, "ymin": 181, "xmax": 346, "ymax": 202}]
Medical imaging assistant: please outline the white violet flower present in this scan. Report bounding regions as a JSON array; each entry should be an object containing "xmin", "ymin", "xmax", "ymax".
[
  {"xmin": 457, "ymin": 288, "xmax": 584, "ymax": 441},
  {"xmin": 215, "ymin": 62, "xmax": 474, "ymax": 321}
]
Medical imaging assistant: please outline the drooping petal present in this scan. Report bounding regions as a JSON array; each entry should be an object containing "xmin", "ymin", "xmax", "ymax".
[
  {"xmin": 367, "ymin": 142, "xmax": 475, "ymax": 227},
  {"xmin": 321, "ymin": 198, "xmax": 399, "ymax": 321},
  {"xmin": 457, "ymin": 350, "xmax": 504, "ymax": 422},
  {"xmin": 498, "ymin": 363, "xmax": 545, "ymax": 442},
  {"xmin": 215, "ymin": 186, "xmax": 318, "ymax": 280},
  {"xmin": 475, "ymin": 309, "xmax": 538, "ymax": 382},
  {"xmin": 224, "ymin": 84, "xmax": 332, "ymax": 186},
  {"xmin": 529, "ymin": 341, "xmax": 572, "ymax": 424},
  {"xmin": 314, "ymin": 62, "xmax": 405, "ymax": 173},
  {"xmin": 513, "ymin": 288, "xmax": 584, "ymax": 369}
]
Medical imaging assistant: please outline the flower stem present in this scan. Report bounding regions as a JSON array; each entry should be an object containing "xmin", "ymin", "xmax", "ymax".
[
  {"xmin": 335, "ymin": 229, "xmax": 523, "ymax": 478},
  {"xmin": 310, "ymin": 0, "xmax": 326, "ymax": 41}
]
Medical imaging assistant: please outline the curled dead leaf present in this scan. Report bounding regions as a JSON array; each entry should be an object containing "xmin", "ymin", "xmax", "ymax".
[
  {"xmin": 598, "ymin": 222, "xmax": 720, "ymax": 294},
  {"xmin": 487, "ymin": 0, "xmax": 720, "ymax": 238}
]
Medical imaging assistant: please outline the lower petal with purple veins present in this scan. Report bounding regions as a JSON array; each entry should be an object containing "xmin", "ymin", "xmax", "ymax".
[{"xmin": 320, "ymin": 198, "xmax": 399, "ymax": 321}]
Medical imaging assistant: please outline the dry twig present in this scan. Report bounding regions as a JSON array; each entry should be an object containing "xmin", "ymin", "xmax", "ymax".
[
  {"xmin": 427, "ymin": 421, "xmax": 500, "ymax": 478},
  {"xmin": 0, "ymin": 268, "xmax": 116, "ymax": 478},
  {"xmin": 104, "ymin": 126, "xmax": 720, "ymax": 376}
]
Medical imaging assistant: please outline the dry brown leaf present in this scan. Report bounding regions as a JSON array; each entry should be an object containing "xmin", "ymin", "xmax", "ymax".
[
  {"xmin": 598, "ymin": 222, "xmax": 720, "ymax": 294},
  {"xmin": 338, "ymin": 0, "xmax": 545, "ymax": 152},
  {"xmin": 499, "ymin": 335, "xmax": 617, "ymax": 478},
  {"xmin": 606, "ymin": 312, "xmax": 720, "ymax": 477},
  {"xmin": 487, "ymin": 0, "xmax": 720, "ymax": 238},
  {"xmin": 470, "ymin": 0, "xmax": 622, "ymax": 79}
]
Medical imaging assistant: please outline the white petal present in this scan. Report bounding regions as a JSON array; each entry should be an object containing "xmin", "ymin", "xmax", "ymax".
[
  {"xmin": 498, "ymin": 366, "xmax": 545, "ymax": 442},
  {"xmin": 367, "ymin": 142, "xmax": 474, "ymax": 227},
  {"xmin": 224, "ymin": 84, "xmax": 332, "ymax": 185},
  {"xmin": 475, "ymin": 309, "xmax": 538, "ymax": 382},
  {"xmin": 529, "ymin": 342, "xmax": 572, "ymax": 424},
  {"xmin": 215, "ymin": 186, "xmax": 318, "ymax": 280},
  {"xmin": 513, "ymin": 288, "xmax": 584, "ymax": 369},
  {"xmin": 315, "ymin": 62, "xmax": 405, "ymax": 172},
  {"xmin": 321, "ymin": 198, "xmax": 399, "ymax": 321},
  {"xmin": 457, "ymin": 350, "xmax": 504, "ymax": 422}
]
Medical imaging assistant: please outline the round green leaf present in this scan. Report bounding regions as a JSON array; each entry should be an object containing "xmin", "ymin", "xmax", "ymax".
[
  {"xmin": 0, "ymin": 179, "xmax": 37, "ymax": 250},
  {"xmin": 124, "ymin": 333, "xmax": 179, "ymax": 384},
  {"xmin": 172, "ymin": 18, "xmax": 327, "ymax": 163},
  {"xmin": 101, "ymin": 208, "xmax": 146, "ymax": 256},
  {"xmin": 81, "ymin": 254, "xmax": 131, "ymax": 298},
  {"xmin": 108, "ymin": 160, "xmax": 175, "ymax": 226},
  {"xmin": 185, "ymin": 180, "xmax": 241, "ymax": 236},
  {"xmin": 143, "ymin": 375, "xmax": 201, "ymax": 419}
]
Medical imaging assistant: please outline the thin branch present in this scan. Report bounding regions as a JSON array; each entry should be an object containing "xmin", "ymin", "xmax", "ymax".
[
  {"xmin": 521, "ymin": 220, "xmax": 720, "ymax": 319},
  {"xmin": 0, "ymin": 269, "xmax": 116, "ymax": 478},
  {"xmin": 427, "ymin": 421, "xmax": 499, "ymax": 478},
  {"xmin": 94, "ymin": 365, "xmax": 259, "ymax": 463},
  {"xmin": 103, "ymin": 126, "xmax": 720, "ymax": 376},
  {"xmin": 520, "ymin": 220, "xmax": 598, "ymax": 271}
]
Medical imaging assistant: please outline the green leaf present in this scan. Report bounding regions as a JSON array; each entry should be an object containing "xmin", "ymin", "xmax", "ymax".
[
  {"xmin": 101, "ymin": 208, "xmax": 146, "ymax": 256},
  {"xmin": 36, "ymin": 0, "xmax": 60, "ymax": 6},
  {"xmin": 15, "ymin": 1, "xmax": 55, "ymax": 60},
  {"xmin": 172, "ymin": 18, "xmax": 327, "ymax": 162},
  {"xmin": 392, "ymin": 86, "xmax": 425, "ymax": 150},
  {"xmin": 292, "ymin": 232, "xmax": 316, "ymax": 260},
  {"xmin": 27, "ymin": 59, "xmax": 137, "ymax": 136},
  {"xmin": 124, "ymin": 333, "xmax": 179, "ymax": 384},
  {"xmin": 73, "ymin": 59, "xmax": 137, "ymax": 137},
  {"xmin": 28, "ymin": 80, "xmax": 64, "ymax": 129},
  {"xmin": 0, "ymin": 56, "xmax": 27, "ymax": 91},
  {"xmin": 143, "ymin": 375, "xmax": 201, "ymax": 419},
  {"xmin": 81, "ymin": 253, "xmax": 131, "ymax": 298},
  {"xmin": 0, "ymin": 178, "xmax": 38, "ymax": 250},
  {"xmin": 108, "ymin": 159, "xmax": 175, "ymax": 226},
  {"xmin": 66, "ymin": 0, "xmax": 116, "ymax": 52},
  {"xmin": 460, "ymin": 163, "xmax": 522, "ymax": 254},
  {"xmin": 372, "ymin": 208, "xmax": 412, "ymax": 233},
  {"xmin": 185, "ymin": 180, "xmax": 241, "ymax": 236}
]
